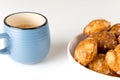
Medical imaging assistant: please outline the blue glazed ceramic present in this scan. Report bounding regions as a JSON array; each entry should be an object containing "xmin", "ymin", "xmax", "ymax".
[{"xmin": 0, "ymin": 12, "xmax": 50, "ymax": 64}]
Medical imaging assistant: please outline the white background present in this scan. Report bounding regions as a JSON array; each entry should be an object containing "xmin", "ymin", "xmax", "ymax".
[{"xmin": 0, "ymin": 0, "xmax": 120, "ymax": 80}]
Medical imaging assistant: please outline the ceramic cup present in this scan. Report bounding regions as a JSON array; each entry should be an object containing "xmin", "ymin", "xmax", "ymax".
[{"xmin": 0, "ymin": 12, "xmax": 50, "ymax": 64}]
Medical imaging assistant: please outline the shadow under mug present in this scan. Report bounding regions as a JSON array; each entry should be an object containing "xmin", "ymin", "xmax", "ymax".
[{"xmin": 0, "ymin": 12, "xmax": 50, "ymax": 64}]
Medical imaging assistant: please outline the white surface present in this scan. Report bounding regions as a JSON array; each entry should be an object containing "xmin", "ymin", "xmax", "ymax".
[{"xmin": 0, "ymin": 0, "xmax": 120, "ymax": 80}]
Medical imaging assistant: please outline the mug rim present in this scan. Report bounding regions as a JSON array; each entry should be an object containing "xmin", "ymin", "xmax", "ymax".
[{"xmin": 4, "ymin": 12, "xmax": 48, "ymax": 30}]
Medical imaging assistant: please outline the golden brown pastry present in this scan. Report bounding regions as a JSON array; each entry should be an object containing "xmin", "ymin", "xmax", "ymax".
[
  {"xmin": 88, "ymin": 54, "xmax": 116, "ymax": 76},
  {"xmin": 109, "ymin": 23, "xmax": 120, "ymax": 37},
  {"xmin": 91, "ymin": 31, "xmax": 117, "ymax": 53},
  {"xmin": 73, "ymin": 19, "xmax": 120, "ymax": 77},
  {"xmin": 83, "ymin": 19, "xmax": 111, "ymax": 36},
  {"xmin": 74, "ymin": 37, "xmax": 97, "ymax": 66},
  {"xmin": 118, "ymin": 36, "xmax": 120, "ymax": 44},
  {"xmin": 106, "ymin": 44, "xmax": 120, "ymax": 72}
]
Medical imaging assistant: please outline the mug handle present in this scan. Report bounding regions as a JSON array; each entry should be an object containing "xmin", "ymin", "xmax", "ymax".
[{"xmin": 0, "ymin": 33, "xmax": 9, "ymax": 54}]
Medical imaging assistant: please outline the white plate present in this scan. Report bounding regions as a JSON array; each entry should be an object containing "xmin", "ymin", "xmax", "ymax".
[{"xmin": 67, "ymin": 33, "xmax": 119, "ymax": 80}]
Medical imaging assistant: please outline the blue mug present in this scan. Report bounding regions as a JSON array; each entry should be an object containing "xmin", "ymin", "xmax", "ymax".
[{"xmin": 0, "ymin": 12, "xmax": 50, "ymax": 64}]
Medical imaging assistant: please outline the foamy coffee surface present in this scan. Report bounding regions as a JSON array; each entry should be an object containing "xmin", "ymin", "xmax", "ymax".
[{"xmin": 15, "ymin": 24, "xmax": 38, "ymax": 29}]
